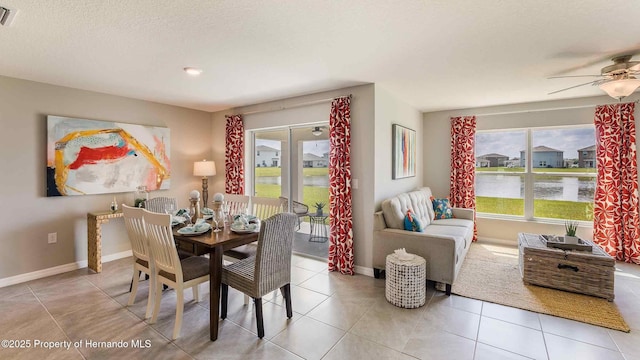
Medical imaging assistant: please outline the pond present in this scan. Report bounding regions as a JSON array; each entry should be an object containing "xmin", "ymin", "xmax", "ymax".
[
  {"xmin": 476, "ymin": 174, "xmax": 595, "ymax": 202},
  {"xmin": 256, "ymin": 176, "xmax": 329, "ymax": 187}
]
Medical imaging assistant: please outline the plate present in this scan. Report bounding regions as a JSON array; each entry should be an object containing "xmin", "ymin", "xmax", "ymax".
[
  {"xmin": 231, "ymin": 223, "xmax": 258, "ymax": 234},
  {"xmin": 177, "ymin": 223, "xmax": 211, "ymax": 235}
]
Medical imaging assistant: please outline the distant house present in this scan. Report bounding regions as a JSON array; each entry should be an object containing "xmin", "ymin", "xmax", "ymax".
[
  {"xmin": 520, "ymin": 145, "xmax": 564, "ymax": 168},
  {"xmin": 475, "ymin": 157, "xmax": 490, "ymax": 167},
  {"xmin": 504, "ymin": 158, "xmax": 520, "ymax": 168},
  {"xmin": 303, "ymin": 153, "xmax": 328, "ymax": 168},
  {"xmin": 578, "ymin": 145, "xmax": 596, "ymax": 168},
  {"xmin": 476, "ymin": 153, "xmax": 509, "ymax": 167},
  {"xmin": 255, "ymin": 145, "xmax": 280, "ymax": 167}
]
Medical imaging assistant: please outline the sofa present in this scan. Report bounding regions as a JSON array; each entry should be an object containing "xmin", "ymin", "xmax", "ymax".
[{"xmin": 373, "ymin": 187, "xmax": 475, "ymax": 295}]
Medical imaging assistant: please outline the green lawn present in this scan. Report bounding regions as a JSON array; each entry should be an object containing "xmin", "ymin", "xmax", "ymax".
[
  {"xmin": 476, "ymin": 196, "xmax": 593, "ymax": 221},
  {"xmin": 254, "ymin": 167, "xmax": 329, "ymax": 212}
]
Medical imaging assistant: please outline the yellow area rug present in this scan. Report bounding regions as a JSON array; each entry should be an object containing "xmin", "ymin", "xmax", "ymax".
[{"xmin": 452, "ymin": 242, "xmax": 630, "ymax": 332}]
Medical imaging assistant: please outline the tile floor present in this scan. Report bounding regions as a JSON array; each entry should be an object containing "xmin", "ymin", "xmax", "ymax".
[{"xmin": 2, "ymin": 243, "xmax": 640, "ymax": 359}]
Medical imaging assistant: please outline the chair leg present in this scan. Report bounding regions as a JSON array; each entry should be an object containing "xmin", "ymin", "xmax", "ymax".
[
  {"xmin": 221, "ymin": 284, "xmax": 228, "ymax": 319},
  {"xmin": 129, "ymin": 270, "xmax": 142, "ymax": 293},
  {"xmin": 173, "ymin": 287, "xmax": 184, "ymax": 340},
  {"xmin": 282, "ymin": 284, "xmax": 293, "ymax": 318},
  {"xmin": 144, "ymin": 272, "xmax": 154, "ymax": 319},
  {"xmin": 254, "ymin": 298, "xmax": 264, "ymax": 338},
  {"xmin": 150, "ymin": 278, "xmax": 162, "ymax": 324},
  {"xmin": 193, "ymin": 284, "xmax": 200, "ymax": 302},
  {"xmin": 127, "ymin": 269, "xmax": 140, "ymax": 306}
]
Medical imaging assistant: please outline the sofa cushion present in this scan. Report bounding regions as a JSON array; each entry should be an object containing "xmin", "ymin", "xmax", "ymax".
[
  {"xmin": 431, "ymin": 218, "xmax": 474, "ymax": 228},
  {"xmin": 381, "ymin": 191, "xmax": 432, "ymax": 230},
  {"xmin": 431, "ymin": 197, "xmax": 454, "ymax": 219},
  {"xmin": 403, "ymin": 210, "xmax": 423, "ymax": 232},
  {"xmin": 422, "ymin": 224, "xmax": 470, "ymax": 241}
]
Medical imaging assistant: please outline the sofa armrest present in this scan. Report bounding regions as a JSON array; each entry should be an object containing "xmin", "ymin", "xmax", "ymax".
[
  {"xmin": 452, "ymin": 207, "xmax": 474, "ymax": 220},
  {"xmin": 374, "ymin": 211, "xmax": 387, "ymax": 231}
]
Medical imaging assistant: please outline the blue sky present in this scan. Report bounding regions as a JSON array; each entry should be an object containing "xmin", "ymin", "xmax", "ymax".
[
  {"xmin": 476, "ymin": 127, "xmax": 595, "ymax": 159},
  {"xmin": 257, "ymin": 139, "xmax": 329, "ymax": 156}
]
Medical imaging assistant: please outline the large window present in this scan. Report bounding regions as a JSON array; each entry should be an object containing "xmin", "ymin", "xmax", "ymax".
[{"xmin": 476, "ymin": 126, "xmax": 596, "ymax": 221}]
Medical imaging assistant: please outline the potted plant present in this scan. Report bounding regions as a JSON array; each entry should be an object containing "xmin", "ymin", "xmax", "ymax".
[
  {"xmin": 565, "ymin": 220, "xmax": 579, "ymax": 244},
  {"xmin": 314, "ymin": 202, "xmax": 326, "ymax": 216}
]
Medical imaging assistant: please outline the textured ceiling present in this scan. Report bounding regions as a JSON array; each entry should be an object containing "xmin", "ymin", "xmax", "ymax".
[{"xmin": 1, "ymin": 0, "xmax": 640, "ymax": 112}]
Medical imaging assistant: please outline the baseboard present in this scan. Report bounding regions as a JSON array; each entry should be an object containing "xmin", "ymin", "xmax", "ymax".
[
  {"xmin": 354, "ymin": 264, "xmax": 374, "ymax": 277},
  {"xmin": 0, "ymin": 250, "xmax": 132, "ymax": 288}
]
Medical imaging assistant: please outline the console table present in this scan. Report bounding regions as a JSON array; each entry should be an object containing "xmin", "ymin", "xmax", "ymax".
[{"xmin": 88, "ymin": 210, "xmax": 123, "ymax": 273}]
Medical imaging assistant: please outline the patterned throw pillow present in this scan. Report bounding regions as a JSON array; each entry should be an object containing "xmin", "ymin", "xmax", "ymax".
[
  {"xmin": 430, "ymin": 196, "xmax": 454, "ymax": 219},
  {"xmin": 404, "ymin": 209, "xmax": 423, "ymax": 232}
]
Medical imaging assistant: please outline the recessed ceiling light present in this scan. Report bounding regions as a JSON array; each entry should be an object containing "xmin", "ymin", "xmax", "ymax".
[{"xmin": 183, "ymin": 67, "xmax": 203, "ymax": 76}]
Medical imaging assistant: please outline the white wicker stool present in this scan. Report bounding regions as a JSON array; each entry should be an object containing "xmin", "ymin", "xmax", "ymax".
[{"xmin": 385, "ymin": 253, "xmax": 426, "ymax": 308}]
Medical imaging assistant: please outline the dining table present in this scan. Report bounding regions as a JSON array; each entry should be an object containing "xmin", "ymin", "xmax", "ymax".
[{"xmin": 172, "ymin": 223, "xmax": 259, "ymax": 341}]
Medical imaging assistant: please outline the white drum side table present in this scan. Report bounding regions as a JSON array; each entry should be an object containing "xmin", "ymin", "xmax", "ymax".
[{"xmin": 385, "ymin": 253, "xmax": 426, "ymax": 308}]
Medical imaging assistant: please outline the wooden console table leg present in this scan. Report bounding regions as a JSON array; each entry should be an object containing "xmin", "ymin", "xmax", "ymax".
[{"xmin": 87, "ymin": 210, "xmax": 123, "ymax": 274}]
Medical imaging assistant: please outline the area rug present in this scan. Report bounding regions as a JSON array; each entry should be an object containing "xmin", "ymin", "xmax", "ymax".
[{"xmin": 451, "ymin": 242, "xmax": 630, "ymax": 332}]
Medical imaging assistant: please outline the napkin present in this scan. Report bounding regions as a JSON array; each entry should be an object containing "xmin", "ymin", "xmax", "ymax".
[
  {"xmin": 202, "ymin": 207, "xmax": 213, "ymax": 215},
  {"xmin": 175, "ymin": 208, "xmax": 189, "ymax": 217},
  {"xmin": 394, "ymin": 248, "xmax": 415, "ymax": 261},
  {"xmin": 193, "ymin": 219, "xmax": 209, "ymax": 232}
]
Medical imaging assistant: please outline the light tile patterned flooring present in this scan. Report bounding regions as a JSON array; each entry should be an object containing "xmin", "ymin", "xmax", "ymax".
[{"xmin": 2, "ymin": 243, "xmax": 640, "ymax": 359}]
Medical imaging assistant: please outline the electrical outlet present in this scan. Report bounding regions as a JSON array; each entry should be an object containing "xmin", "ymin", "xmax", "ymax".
[{"xmin": 48, "ymin": 232, "xmax": 57, "ymax": 244}]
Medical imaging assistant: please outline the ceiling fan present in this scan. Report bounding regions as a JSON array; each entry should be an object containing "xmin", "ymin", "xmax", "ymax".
[{"xmin": 549, "ymin": 55, "xmax": 640, "ymax": 99}]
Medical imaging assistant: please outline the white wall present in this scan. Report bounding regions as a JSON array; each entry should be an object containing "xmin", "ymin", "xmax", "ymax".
[
  {"xmin": 423, "ymin": 95, "xmax": 640, "ymax": 244},
  {"xmin": 374, "ymin": 85, "xmax": 423, "ymax": 204},
  {"xmin": 0, "ymin": 76, "xmax": 212, "ymax": 280}
]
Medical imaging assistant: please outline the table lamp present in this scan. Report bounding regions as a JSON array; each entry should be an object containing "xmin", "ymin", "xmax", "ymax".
[{"xmin": 193, "ymin": 160, "xmax": 216, "ymax": 207}]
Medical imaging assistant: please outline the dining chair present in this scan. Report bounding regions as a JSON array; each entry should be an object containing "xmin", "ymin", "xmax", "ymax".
[
  {"xmin": 145, "ymin": 197, "xmax": 178, "ymax": 213},
  {"xmin": 122, "ymin": 204, "xmax": 154, "ymax": 319},
  {"xmin": 143, "ymin": 209, "xmax": 210, "ymax": 340},
  {"xmin": 251, "ymin": 196, "xmax": 284, "ymax": 220},
  {"xmin": 223, "ymin": 193, "xmax": 250, "ymax": 216},
  {"xmin": 221, "ymin": 213, "xmax": 298, "ymax": 338}
]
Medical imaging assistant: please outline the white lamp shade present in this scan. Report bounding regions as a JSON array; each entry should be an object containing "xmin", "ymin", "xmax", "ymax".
[
  {"xmin": 599, "ymin": 79, "xmax": 640, "ymax": 99},
  {"xmin": 193, "ymin": 160, "xmax": 216, "ymax": 177}
]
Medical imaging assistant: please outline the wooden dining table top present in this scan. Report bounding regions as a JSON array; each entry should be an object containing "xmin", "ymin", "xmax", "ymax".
[{"xmin": 172, "ymin": 224, "xmax": 259, "ymax": 250}]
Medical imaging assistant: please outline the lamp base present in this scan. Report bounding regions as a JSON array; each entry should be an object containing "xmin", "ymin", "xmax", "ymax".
[{"xmin": 201, "ymin": 178, "xmax": 209, "ymax": 208}]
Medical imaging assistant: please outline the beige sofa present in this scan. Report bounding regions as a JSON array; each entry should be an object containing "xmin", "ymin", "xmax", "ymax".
[{"xmin": 373, "ymin": 187, "xmax": 474, "ymax": 295}]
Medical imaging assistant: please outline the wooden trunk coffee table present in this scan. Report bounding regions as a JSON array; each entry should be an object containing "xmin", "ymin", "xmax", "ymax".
[{"xmin": 518, "ymin": 233, "xmax": 615, "ymax": 301}]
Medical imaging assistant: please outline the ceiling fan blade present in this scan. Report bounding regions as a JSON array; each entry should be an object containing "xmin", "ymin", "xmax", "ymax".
[
  {"xmin": 548, "ymin": 75, "xmax": 602, "ymax": 79},
  {"xmin": 548, "ymin": 80, "xmax": 599, "ymax": 95}
]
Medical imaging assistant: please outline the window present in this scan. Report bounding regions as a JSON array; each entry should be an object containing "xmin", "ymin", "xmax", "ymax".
[{"xmin": 476, "ymin": 126, "xmax": 596, "ymax": 221}]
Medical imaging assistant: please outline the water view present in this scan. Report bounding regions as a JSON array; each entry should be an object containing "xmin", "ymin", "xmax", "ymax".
[
  {"xmin": 476, "ymin": 174, "xmax": 595, "ymax": 202},
  {"xmin": 255, "ymin": 176, "xmax": 329, "ymax": 187}
]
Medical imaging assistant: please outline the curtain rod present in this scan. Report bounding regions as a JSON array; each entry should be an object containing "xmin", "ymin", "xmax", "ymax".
[{"xmin": 234, "ymin": 94, "xmax": 352, "ymax": 116}]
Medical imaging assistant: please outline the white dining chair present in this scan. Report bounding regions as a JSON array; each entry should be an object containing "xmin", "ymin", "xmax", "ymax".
[
  {"xmin": 223, "ymin": 193, "xmax": 250, "ymax": 216},
  {"xmin": 122, "ymin": 204, "xmax": 154, "ymax": 319},
  {"xmin": 143, "ymin": 209, "xmax": 210, "ymax": 340},
  {"xmin": 251, "ymin": 196, "xmax": 284, "ymax": 220}
]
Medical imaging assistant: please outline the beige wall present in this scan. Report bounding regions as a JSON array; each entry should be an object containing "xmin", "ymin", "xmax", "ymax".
[
  {"xmin": 0, "ymin": 76, "xmax": 212, "ymax": 280},
  {"xmin": 423, "ymin": 95, "xmax": 640, "ymax": 244}
]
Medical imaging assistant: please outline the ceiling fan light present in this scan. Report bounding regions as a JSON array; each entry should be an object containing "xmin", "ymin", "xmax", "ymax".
[
  {"xmin": 312, "ymin": 127, "xmax": 323, "ymax": 136},
  {"xmin": 599, "ymin": 79, "xmax": 640, "ymax": 99}
]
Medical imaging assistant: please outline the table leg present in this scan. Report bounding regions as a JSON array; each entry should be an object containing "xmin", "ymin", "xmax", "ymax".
[
  {"xmin": 87, "ymin": 216, "xmax": 101, "ymax": 273},
  {"xmin": 209, "ymin": 246, "xmax": 223, "ymax": 341}
]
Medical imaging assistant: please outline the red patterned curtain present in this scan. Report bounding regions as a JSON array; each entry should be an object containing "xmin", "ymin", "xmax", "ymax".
[
  {"xmin": 450, "ymin": 116, "xmax": 478, "ymax": 242},
  {"xmin": 225, "ymin": 115, "xmax": 245, "ymax": 194},
  {"xmin": 593, "ymin": 102, "xmax": 640, "ymax": 263},
  {"xmin": 328, "ymin": 96, "xmax": 354, "ymax": 275}
]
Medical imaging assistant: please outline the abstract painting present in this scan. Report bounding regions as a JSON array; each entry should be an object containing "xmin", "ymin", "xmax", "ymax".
[
  {"xmin": 46, "ymin": 115, "xmax": 170, "ymax": 196},
  {"xmin": 392, "ymin": 124, "xmax": 416, "ymax": 179}
]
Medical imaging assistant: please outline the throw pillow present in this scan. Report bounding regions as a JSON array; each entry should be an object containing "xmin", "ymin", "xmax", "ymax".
[
  {"xmin": 403, "ymin": 209, "xmax": 423, "ymax": 232},
  {"xmin": 430, "ymin": 196, "xmax": 454, "ymax": 219}
]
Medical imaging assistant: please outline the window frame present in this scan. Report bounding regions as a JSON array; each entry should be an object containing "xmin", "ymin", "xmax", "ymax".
[{"xmin": 476, "ymin": 125, "xmax": 596, "ymax": 223}]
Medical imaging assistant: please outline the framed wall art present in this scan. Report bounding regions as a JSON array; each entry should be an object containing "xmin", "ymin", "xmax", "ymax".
[
  {"xmin": 392, "ymin": 124, "xmax": 416, "ymax": 179},
  {"xmin": 46, "ymin": 115, "xmax": 170, "ymax": 196}
]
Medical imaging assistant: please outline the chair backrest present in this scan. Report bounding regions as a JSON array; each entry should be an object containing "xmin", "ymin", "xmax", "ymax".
[
  {"xmin": 145, "ymin": 197, "xmax": 178, "ymax": 213},
  {"xmin": 223, "ymin": 194, "xmax": 250, "ymax": 216},
  {"xmin": 251, "ymin": 196, "xmax": 283, "ymax": 220},
  {"xmin": 254, "ymin": 213, "xmax": 298, "ymax": 295},
  {"xmin": 122, "ymin": 204, "xmax": 150, "ymax": 263},
  {"xmin": 142, "ymin": 209, "xmax": 183, "ymax": 283},
  {"xmin": 279, "ymin": 196, "xmax": 309, "ymax": 216}
]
